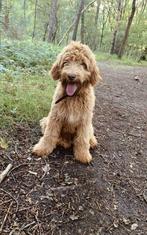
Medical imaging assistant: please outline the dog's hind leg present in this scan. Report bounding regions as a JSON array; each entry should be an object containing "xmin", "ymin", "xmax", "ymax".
[
  {"xmin": 40, "ymin": 117, "xmax": 48, "ymax": 134},
  {"xmin": 57, "ymin": 138, "xmax": 72, "ymax": 149}
]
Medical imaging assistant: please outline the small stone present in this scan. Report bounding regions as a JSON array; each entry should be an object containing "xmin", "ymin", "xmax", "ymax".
[
  {"xmin": 131, "ymin": 223, "xmax": 138, "ymax": 230},
  {"xmin": 69, "ymin": 215, "xmax": 79, "ymax": 221},
  {"xmin": 89, "ymin": 209, "xmax": 95, "ymax": 215},
  {"xmin": 113, "ymin": 219, "xmax": 119, "ymax": 228},
  {"xmin": 123, "ymin": 217, "xmax": 130, "ymax": 225},
  {"xmin": 79, "ymin": 206, "xmax": 83, "ymax": 211}
]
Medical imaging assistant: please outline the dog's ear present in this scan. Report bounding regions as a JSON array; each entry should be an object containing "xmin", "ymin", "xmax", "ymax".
[
  {"xmin": 90, "ymin": 62, "xmax": 102, "ymax": 86},
  {"xmin": 50, "ymin": 55, "xmax": 61, "ymax": 80}
]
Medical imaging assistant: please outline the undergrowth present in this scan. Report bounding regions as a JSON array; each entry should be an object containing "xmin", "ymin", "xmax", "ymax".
[
  {"xmin": 0, "ymin": 40, "xmax": 60, "ymax": 127},
  {"xmin": 96, "ymin": 52, "xmax": 147, "ymax": 66}
]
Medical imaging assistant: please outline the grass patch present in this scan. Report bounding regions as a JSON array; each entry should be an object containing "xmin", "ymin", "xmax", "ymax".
[
  {"xmin": 95, "ymin": 52, "xmax": 147, "ymax": 66},
  {"xmin": 0, "ymin": 74, "xmax": 56, "ymax": 127}
]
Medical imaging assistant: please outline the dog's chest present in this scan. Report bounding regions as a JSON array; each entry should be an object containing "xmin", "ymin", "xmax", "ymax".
[
  {"xmin": 65, "ymin": 101, "xmax": 82, "ymax": 124},
  {"xmin": 68, "ymin": 112, "xmax": 80, "ymax": 124}
]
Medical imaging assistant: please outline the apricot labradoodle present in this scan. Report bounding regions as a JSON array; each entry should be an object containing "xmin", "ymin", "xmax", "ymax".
[{"xmin": 33, "ymin": 41, "xmax": 102, "ymax": 163}]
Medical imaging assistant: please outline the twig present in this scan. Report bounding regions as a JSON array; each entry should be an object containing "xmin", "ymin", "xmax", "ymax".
[
  {"xmin": 9, "ymin": 162, "xmax": 43, "ymax": 175},
  {"xmin": 20, "ymin": 221, "xmax": 36, "ymax": 231},
  {"xmin": 0, "ymin": 189, "xmax": 19, "ymax": 213},
  {"xmin": 81, "ymin": 0, "xmax": 97, "ymax": 14},
  {"xmin": 58, "ymin": 22, "xmax": 74, "ymax": 45},
  {"xmin": 0, "ymin": 164, "xmax": 13, "ymax": 184},
  {"xmin": 0, "ymin": 201, "xmax": 13, "ymax": 233}
]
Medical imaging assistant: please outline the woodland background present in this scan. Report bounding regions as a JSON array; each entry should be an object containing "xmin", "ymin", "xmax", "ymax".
[
  {"xmin": 0, "ymin": 0, "xmax": 147, "ymax": 127},
  {"xmin": 0, "ymin": 0, "xmax": 147, "ymax": 60}
]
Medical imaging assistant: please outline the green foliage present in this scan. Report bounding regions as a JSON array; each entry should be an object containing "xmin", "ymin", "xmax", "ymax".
[
  {"xmin": 96, "ymin": 51, "xmax": 147, "ymax": 66},
  {"xmin": 0, "ymin": 40, "xmax": 61, "ymax": 76},
  {"xmin": 0, "ymin": 40, "xmax": 60, "ymax": 127},
  {"xmin": 0, "ymin": 0, "xmax": 146, "ymax": 59}
]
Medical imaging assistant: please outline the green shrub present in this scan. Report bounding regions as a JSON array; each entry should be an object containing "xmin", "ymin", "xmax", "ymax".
[
  {"xmin": 0, "ymin": 40, "xmax": 61, "ymax": 76},
  {"xmin": 0, "ymin": 40, "xmax": 60, "ymax": 127}
]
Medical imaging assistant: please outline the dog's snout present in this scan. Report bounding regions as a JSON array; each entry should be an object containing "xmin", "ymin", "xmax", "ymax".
[{"xmin": 68, "ymin": 74, "xmax": 76, "ymax": 81}]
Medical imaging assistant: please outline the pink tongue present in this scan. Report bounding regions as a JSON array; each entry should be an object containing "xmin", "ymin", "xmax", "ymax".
[{"xmin": 66, "ymin": 84, "xmax": 77, "ymax": 96}]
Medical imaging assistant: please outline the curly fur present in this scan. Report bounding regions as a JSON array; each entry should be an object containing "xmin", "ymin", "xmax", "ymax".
[{"xmin": 32, "ymin": 41, "xmax": 102, "ymax": 163}]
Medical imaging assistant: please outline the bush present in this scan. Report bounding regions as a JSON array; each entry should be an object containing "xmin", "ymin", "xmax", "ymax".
[
  {"xmin": 0, "ymin": 40, "xmax": 61, "ymax": 76},
  {"xmin": 0, "ymin": 40, "xmax": 61, "ymax": 127}
]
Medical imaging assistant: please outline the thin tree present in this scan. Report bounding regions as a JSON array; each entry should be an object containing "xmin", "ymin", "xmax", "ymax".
[
  {"xmin": 47, "ymin": 0, "xmax": 58, "ymax": 43},
  {"xmin": 0, "ymin": 0, "xmax": 2, "ymax": 45},
  {"xmin": 110, "ymin": 0, "xmax": 123, "ymax": 54},
  {"xmin": 58, "ymin": 0, "xmax": 96, "ymax": 45},
  {"xmin": 95, "ymin": 0, "xmax": 101, "ymax": 27},
  {"xmin": 93, "ymin": 0, "xmax": 101, "ymax": 50},
  {"xmin": 118, "ymin": 0, "xmax": 136, "ymax": 58},
  {"xmin": 23, "ymin": 0, "xmax": 26, "ymax": 20},
  {"xmin": 32, "ymin": 0, "xmax": 38, "ymax": 39},
  {"xmin": 4, "ymin": 0, "xmax": 9, "ymax": 32},
  {"xmin": 0, "ymin": 0, "xmax": 2, "ymax": 12},
  {"xmin": 43, "ymin": 22, "xmax": 48, "ymax": 41},
  {"xmin": 80, "ymin": 1, "xmax": 85, "ymax": 43},
  {"xmin": 99, "ymin": 6, "xmax": 109, "ymax": 48},
  {"xmin": 72, "ymin": 0, "xmax": 84, "ymax": 41}
]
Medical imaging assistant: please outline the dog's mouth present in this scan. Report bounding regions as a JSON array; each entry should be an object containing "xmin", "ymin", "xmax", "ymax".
[{"xmin": 65, "ymin": 83, "xmax": 78, "ymax": 96}]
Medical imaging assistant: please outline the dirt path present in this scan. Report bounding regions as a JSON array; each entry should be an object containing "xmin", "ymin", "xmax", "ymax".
[{"xmin": 0, "ymin": 63, "xmax": 147, "ymax": 234}]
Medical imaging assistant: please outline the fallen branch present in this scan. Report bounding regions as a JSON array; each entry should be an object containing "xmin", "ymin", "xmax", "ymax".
[
  {"xmin": 0, "ymin": 201, "xmax": 13, "ymax": 233},
  {"xmin": 0, "ymin": 163, "xmax": 13, "ymax": 184}
]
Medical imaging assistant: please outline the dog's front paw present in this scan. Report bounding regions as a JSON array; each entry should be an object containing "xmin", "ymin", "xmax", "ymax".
[
  {"xmin": 75, "ymin": 152, "xmax": 92, "ymax": 164},
  {"xmin": 32, "ymin": 138, "xmax": 53, "ymax": 157},
  {"xmin": 90, "ymin": 136, "xmax": 97, "ymax": 149}
]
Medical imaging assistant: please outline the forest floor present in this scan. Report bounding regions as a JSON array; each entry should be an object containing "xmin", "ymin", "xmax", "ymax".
[{"xmin": 0, "ymin": 62, "xmax": 147, "ymax": 235}]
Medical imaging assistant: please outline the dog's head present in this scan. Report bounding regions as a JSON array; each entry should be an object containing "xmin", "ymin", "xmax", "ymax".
[{"xmin": 50, "ymin": 41, "xmax": 102, "ymax": 96}]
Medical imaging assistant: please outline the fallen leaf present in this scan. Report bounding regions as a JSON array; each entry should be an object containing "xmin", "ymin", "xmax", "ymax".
[{"xmin": 0, "ymin": 137, "xmax": 8, "ymax": 150}]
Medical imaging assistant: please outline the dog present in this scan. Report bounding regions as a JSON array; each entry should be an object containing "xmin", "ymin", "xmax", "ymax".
[{"xmin": 32, "ymin": 41, "xmax": 102, "ymax": 163}]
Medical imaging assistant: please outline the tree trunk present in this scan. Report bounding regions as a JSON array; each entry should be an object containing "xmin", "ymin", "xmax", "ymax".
[
  {"xmin": 0, "ymin": 0, "xmax": 2, "ymax": 12},
  {"xmin": 99, "ymin": 7, "xmax": 107, "ymax": 48},
  {"xmin": 4, "ymin": 0, "xmax": 9, "ymax": 32},
  {"xmin": 32, "ymin": 0, "xmax": 38, "ymax": 39},
  {"xmin": 93, "ymin": 0, "xmax": 101, "ymax": 50},
  {"xmin": 0, "ymin": 0, "xmax": 2, "ymax": 45},
  {"xmin": 47, "ymin": 0, "xmax": 58, "ymax": 43},
  {"xmin": 43, "ymin": 22, "xmax": 48, "ymax": 41},
  {"xmin": 72, "ymin": 0, "xmax": 84, "ymax": 41},
  {"xmin": 118, "ymin": 0, "xmax": 136, "ymax": 58},
  {"xmin": 110, "ymin": 0, "xmax": 122, "ymax": 54},
  {"xmin": 80, "ymin": 4, "xmax": 85, "ymax": 43},
  {"xmin": 23, "ymin": 0, "xmax": 26, "ymax": 20},
  {"xmin": 95, "ymin": 0, "xmax": 101, "ymax": 26}
]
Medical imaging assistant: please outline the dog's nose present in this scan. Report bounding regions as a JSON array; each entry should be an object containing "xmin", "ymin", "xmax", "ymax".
[{"xmin": 68, "ymin": 74, "xmax": 76, "ymax": 81}]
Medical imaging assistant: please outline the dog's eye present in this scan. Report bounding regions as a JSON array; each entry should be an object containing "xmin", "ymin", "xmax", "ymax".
[
  {"xmin": 63, "ymin": 61, "xmax": 69, "ymax": 67},
  {"xmin": 81, "ymin": 63, "xmax": 87, "ymax": 70}
]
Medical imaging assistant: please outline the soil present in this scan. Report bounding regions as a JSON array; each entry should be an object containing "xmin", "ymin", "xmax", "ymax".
[{"xmin": 0, "ymin": 63, "xmax": 147, "ymax": 235}]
